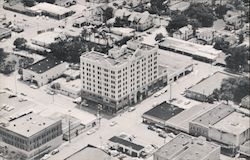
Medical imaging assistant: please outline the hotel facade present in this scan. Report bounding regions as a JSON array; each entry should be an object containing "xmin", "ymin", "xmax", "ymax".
[{"xmin": 80, "ymin": 40, "xmax": 159, "ymax": 113}]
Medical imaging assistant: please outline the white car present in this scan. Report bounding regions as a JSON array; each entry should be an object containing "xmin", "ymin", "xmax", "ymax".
[
  {"xmin": 87, "ymin": 129, "xmax": 96, "ymax": 135},
  {"xmin": 110, "ymin": 121, "xmax": 117, "ymax": 127},
  {"xmin": 30, "ymin": 84, "xmax": 38, "ymax": 89},
  {"xmin": 153, "ymin": 92, "xmax": 161, "ymax": 97},
  {"xmin": 128, "ymin": 107, "xmax": 135, "ymax": 112},
  {"xmin": 41, "ymin": 154, "xmax": 51, "ymax": 160},
  {"xmin": 51, "ymin": 149, "xmax": 59, "ymax": 155}
]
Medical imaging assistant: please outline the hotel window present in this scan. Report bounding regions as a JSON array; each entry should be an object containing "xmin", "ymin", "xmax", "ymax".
[
  {"xmin": 104, "ymin": 69, "xmax": 109, "ymax": 72},
  {"xmin": 98, "ymin": 67, "xmax": 101, "ymax": 70},
  {"xmin": 111, "ymin": 71, "xmax": 115, "ymax": 74},
  {"xmin": 118, "ymin": 70, "xmax": 121, "ymax": 74}
]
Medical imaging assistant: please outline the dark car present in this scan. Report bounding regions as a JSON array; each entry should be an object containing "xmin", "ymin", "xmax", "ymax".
[{"xmin": 147, "ymin": 125, "xmax": 155, "ymax": 131}]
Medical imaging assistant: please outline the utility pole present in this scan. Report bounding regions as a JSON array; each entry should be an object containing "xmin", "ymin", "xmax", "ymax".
[
  {"xmin": 68, "ymin": 119, "xmax": 71, "ymax": 143},
  {"xmin": 169, "ymin": 83, "xmax": 172, "ymax": 101}
]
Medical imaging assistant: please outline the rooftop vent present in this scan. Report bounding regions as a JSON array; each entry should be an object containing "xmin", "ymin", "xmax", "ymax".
[{"xmin": 27, "ymin": 130, "xmax": 29, "ymax": 132}]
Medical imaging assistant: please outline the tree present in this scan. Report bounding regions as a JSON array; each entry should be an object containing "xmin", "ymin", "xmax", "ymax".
[
  {"xmin": 13, "ymin": 38, "xmax": 27, "ymax": 49},
  {"xmin": 217, "ymin": 77, "xmax": 250, "ymax": 103},
  {"xmin": 22, "ymin": 0, "xmax": 35, "ymax": 7},
  {"xmin": 185, "ymin": 3, "xmax": 214, "ymax": 27},
  {"xmin": 215, "ymin": 5, "xmax": 229, "ymax": 18},
  {"xmin": 213, "ymin": 37, "xmax": 229, "ymax": 51},
  {"xmin": 102, "ymin": 7, "xmax": 114, "ymax": 22},
  {"xmin": 166, "ymin": 14, "xmax": 188, "ymax": 33},
  {"xmin": 238, "ymin": 33, "xmax": 244, "ymax": 44},
  {"xmin": 155, "ymin": 33, "xmax": 164, "ymax": 41},
  {"xmin": 225, "ymin": 46, "xmax": 249, "ymax": 72}
]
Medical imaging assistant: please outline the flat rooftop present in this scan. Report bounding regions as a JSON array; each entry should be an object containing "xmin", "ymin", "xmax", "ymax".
[
  {"xmin": 211, "ymin": 112, "xmax": 250, "ymax": 135},
  {"xmin": 159, "ymin": 37, "xmax": 222, "ymax": 60},
  {"xmin": 165, "ymin": 103, "xmax": 217, "ymax": 133},
  {"xmin": 109, "ymin": 136, "xmax": 144, "ymax": 151},
  {"xmin": 0, "ymin": 92, "xmax": 36, "ymax": 122},
  {"xmin": 52, "ymin": 78, "xmax": 81, "ymax": 92},
  {"xmin": 31, "ymin": 31, "xmax": 63, "ymax": 45},
  {"xmin": 29, "ymin": 2, "xmax": 72, "ymax": 15},
  {"xmin": 187, "ymin": 71, "xmax": 236, "ymax": 96},
  {"xmin": 63, "ymin": 69, "xmax": 80, "ymax": 78},
  {"xmin": 2, "ymin": 113, "xmax": 60, "ymax": 138},
  {"xmin": 192, "ymin": 103, "xmax": 235, "ymax": 127},
  {"xmin": 154, "ymin": 133, "xmax": 220, "ymax": 160},
  {"xmin": 25, "ymin": 57, "xmax": 65, "ymax": 74},
  {"xmin": 142, "ymin": 101, "xmax": 184, "ymax": 121},
  {"xmin": 65, "ymin": 145, "xmax": 118, "ymax": 160},
  {"xmin": 158, "ymin": 49, "xmax": 193, "ymax": 75},
  {"xmin": 81, "ymin": 41, "xmax": 156, "ymax": 67}
]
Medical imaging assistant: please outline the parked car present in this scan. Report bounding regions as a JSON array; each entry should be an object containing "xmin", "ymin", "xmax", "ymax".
[
  {"xmin": 151, "ymin": 144, "xmax": 158, "ymax": 149},
  {"xmin": 147, "ymin": 125, "xmax": 155, "ymax": 131},
  {"xmin": 110, "ymin": 121, "xmax": 117, "ymax": 127},
  {"xmin": 51, "ymin": 149, "xmax": 59, "ymax": 155},
  {"xmin": 19, "ymin": 98, "xmax": 27, "ymax": 102},
  {"xmin": 30, "ymin": 85, "xmax": 38, "ymax": 89},
  {"xmin": 87, "ymin": 129, "xmax": 96, "ymax": 135},
  {"xmin": 8, "ymin": 94, "xmax": 17, "ymax": 98},
  {"xmin": 47, "ymin": 90, "xmax": 55, "ymax": 95},
  {"xmin": 184, "ymin": 101, "xmax": 191, "ymax": 105},
  {"xmin": 41, "ymin": 154, "xmax": 50, "ymax": 160},
  {"xmin": 109, "ymin": 150, "xmax": 119, "ymax": 157},
  {"xmin": 158, "ymin": 132, "xmax": 167, "ymax": 138},
  {"xmin": 154, "ymin": 92, "xmax": 161, "ymax": 97},
  {"xmin": 128, "ymin": 107, "xmax": 135, "ymax": 112}
]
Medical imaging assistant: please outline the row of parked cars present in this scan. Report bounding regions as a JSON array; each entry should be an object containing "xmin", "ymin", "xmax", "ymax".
[
  {"xmin": 2, "ymin": 21, "xmax": 24, "ymax": 33},
  {"xmin": 147, "ymin": 125, "xmax": 176, "ymax": 139}
]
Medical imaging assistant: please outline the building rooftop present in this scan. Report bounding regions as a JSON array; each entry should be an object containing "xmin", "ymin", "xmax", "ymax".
[
  {"xmin": 159, "ymin": 37, "xmax": 222, "ymax": 60},
  {"xmin": 28, "ymin": 2, "xmax": 72, "ymax": 15},
  {"xmin": 109, "ymin": 136, "xmax": 144, "ymax": 151},
  {"xmin": 52, "ymin": 78, "xmax": 81, "ymax": 92},
  {"xmin": 81, "ymin": 40, "xmax": 156, "ymax": 67},
  {"xmin": 0, "ymin": 92, "xmax": 36, "ymax": 123},
  {"xmin": 192, "ymin": 103, "xmax": 234, "ymax": 127},
  {"xmin": 142, "ymin": 101, "xmax": 184, "ymax": 121},
  {"xmin": 211, "ymin": 112, "xmax": 250, "ymax": 135},
  {"xmin": 165, "ymin": 103, "xmax": 218, "ymax": 133},
  {"xmin": 169, "ymin": 1, "xmax": 190, "ymax": 11},
  {"xmin": 158, "ymin": 49, "xmax": 193, "ymax": 76},
  {"xmin": 154, "ymin": 133, "xmax": 220, "ymax": 160},
  {"xmin": 187, "ymin": 71, "xmax": 237, "ymax": 96},
  {"xmin": 2, "ymin": 113, "xmax": 60, "ymax": 138},
  {"xmin": 65, "ymin": 144, "xmax": 118, "ymax": 160},
  {"xmin": 25, "ymin": 57, "xmax": 65, "ymax": 74},
  {"xmin": 31, "ymin": 31, "xmax": 65, "ymax": 46}
]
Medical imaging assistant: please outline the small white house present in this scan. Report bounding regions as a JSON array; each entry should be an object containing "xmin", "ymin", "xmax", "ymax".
[{"xmin": 173, "ymin": 25, "xmax": 193, "ymax": 40}]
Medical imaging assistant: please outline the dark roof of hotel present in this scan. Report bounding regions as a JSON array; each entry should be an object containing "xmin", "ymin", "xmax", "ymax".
[
  {"xmin": 25, "ymin": 57, "xmax": 64, "ymax": 74},
  {"xmin": 143, "ymin": 101, "xmax": 184, "ymax": 121},
  {"xmin": 109, "ymin": 136, "xmax": 144, "ymax": 151}
]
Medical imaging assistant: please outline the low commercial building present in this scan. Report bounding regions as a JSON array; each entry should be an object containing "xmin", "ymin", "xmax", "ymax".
[
  {"xmin": 189, "ymin": 103, "xmax": 235, "ymax": 138},
  {"xmin": 165, "ymin": 103, "xmax": 218, "ymax": 134},
  {"xmin": 65, "ymin": 144, "xmax": 118, "ymax": 160},
  {"xmin": 159, "ymin": 37, "xmax": 224, "ymax": 63},
  {"xmin": 209, "ymin": 112, "xmax": 250, "ymax": 155},
  {"xmin": 158, "ymin": 49, "xmax": 193, "ymax": 84},
  {"xmin": 23, "ymin": 57, "xmax": 68, "ymax": 87},
  {"xmin": 0, "ymin": 27, "xmax": 11, "ymax": 40},
  {"xmin": 50, "ymin": 78, "xmax": 81, "ymax": 98},
  {"xmin": 153, "ymin": 133, "xmax": 220, "ymax": 160},
  {"xmin": 0, "ymin": 113, "xmax": 62, "ymax": 160},
  {"xmin": 31, "ymin": 31, "xmax": 66, "ymax": 48},
  {"xmin": 241, "ymin": 95, "xmax": 250, "ymax": 109},
  {"xmin": 109, "ymin": 136, "xmax": 145, "ymax": 157},
  {"xmin": 27, "ymin": 2, "xmax": 74, "ymax": 20},
  {"xmin": 142, "ymin": 101, "xmax": 184, "ymax": 128},
  {"xmin": 185, "ymin": 71, "xmax": 236, "ymax": 102},
  {"xmin": 239, "ymin": 141, "xmax": 250, "ymax": 159}
]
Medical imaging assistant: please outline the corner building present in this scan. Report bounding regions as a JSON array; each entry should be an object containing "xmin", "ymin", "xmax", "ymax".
[{"xmin": 80, "ymin": 40, "xmax": 158, "ymax": 113}]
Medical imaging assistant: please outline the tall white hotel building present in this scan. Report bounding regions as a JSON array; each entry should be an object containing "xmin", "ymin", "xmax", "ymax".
[{"xmin": 80, "ymin": 39, "xmax": 159, "ymax": 113}]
